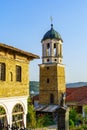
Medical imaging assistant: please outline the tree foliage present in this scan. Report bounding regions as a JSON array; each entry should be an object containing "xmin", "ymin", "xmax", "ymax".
[
  {"xmin": 27, "ymin": 97, "xmax": 36, "ymax": 128},
  {"xmin": 84, "ymin": 106, "xmax": 87, "ymax": 117},
  {"xmin": 36, "ymin": 114, "xmax": 55, "ymax": 127},
  {"xmin": 27, "ymin": 97, "xmax": 55, "ymax": 128},
  {"xmin": 0, "ymin": 106, "xmax": 6, "ymax": 115},
  {"xmin": 69, "ymin": 108, "xmax": 78, "ymax": 124}
]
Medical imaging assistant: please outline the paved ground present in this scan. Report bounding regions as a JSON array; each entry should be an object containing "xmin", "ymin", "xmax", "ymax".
[
  {"xmin": 46, "ymin": 124, "xmax": 57, "ymax": 129},
  {"xmin": 28, "ymin": 125, "xmax": 57, "ymax": 130}
]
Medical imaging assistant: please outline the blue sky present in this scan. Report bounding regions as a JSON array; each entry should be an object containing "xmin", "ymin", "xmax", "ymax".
[{"xmin": 0, "ymin": 0, "xmax": 87, "ymax": 83}]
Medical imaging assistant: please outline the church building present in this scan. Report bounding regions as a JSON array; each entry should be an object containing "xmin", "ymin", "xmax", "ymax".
[
  {"xmin": 0, "ymin": 43, "xmax": 39, "ymax": 129},
  {"xmin": 35, "ymin": 23, "xmax": 66, "ymax": 113}
]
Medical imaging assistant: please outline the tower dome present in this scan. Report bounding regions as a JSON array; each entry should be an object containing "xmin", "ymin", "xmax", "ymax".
[{"xmin": 41, "ymin": 24, "xmax": 63, "ymax": 42}]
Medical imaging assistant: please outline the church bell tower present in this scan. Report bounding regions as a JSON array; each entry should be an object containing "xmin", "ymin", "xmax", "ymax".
[{"xmin": 39, "ymin": 24, "xmax": 66, "ymax": 105}]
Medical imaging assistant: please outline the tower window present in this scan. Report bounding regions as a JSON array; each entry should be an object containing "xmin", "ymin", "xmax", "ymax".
[
  {"xmin": 47, "ymin": 59, "xmax": 49, "ymax": 62},
  {"xmin": 47, "ymin": 78, "xmax": 49, "ymax": 83},
  {"xmin": 47, "ymin": 43, "xmax": 50, "ymax": 48},
  {"xmin": 54, "ymin": 43, "xmax": 56, "ymax": 48},
  {"xmin": 16, "ymin": 65, "xmax": 21, "ymax": 82},
  {"xmin": 50, "ymin": 94, "xmax": 54, "ymax": 104},
  {"xmin": 0, "ymin": 63, "xmax": 6, "ymax": 81},
  {"xmin": 60, "ymin": 44, "xmax": 62, "ymax": 56},
  {"xmin": 54, "ymin": 43, "xmax": 57, "ymax": 56},
  {"xmin": 47, "ymin": 43, "xmax": 50, "ymax": 56},
  {"xmin": 47, "ymin": 67, "xmax": 49, "ymax": 70}
]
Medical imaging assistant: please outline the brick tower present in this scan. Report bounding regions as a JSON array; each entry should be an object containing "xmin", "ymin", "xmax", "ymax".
[{"xmin": 39, "ymin": 24, "xmax": 66, "ymax": 105}]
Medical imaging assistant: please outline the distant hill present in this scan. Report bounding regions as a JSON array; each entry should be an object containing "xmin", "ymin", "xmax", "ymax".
[
  {"xmin": 66, "ymin": 82, "xmax": 87, "ymax": 88},
  {"xmin": 30, "ymin": 81, "xmax": 39, "ymax": 95},
  {"xmin": 30, "ymin": 81, "xmax": 87, "ymax": 95}
]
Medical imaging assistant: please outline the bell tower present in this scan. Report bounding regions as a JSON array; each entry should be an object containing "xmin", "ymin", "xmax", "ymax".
[
  {"xmin": 42, "ymin": 24, "xmax": 63, "ymax": 64},
  {"xmin": 39, "ymin": 24, "xmax": 66, "ymax": 105}
]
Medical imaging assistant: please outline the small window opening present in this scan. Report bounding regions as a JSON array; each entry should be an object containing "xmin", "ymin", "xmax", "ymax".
[
  {"xmin": 54, "ymin": 43, "xmax": 56, "ymax": 56},
  {"xmin": 47, "ymin": 43, "xmax": 50, "ymax": 56},
  {"xmin": 50, "ymin": 94, "xmax": 54, "ymax": 104},
  {"xmin": 16, "ymin": 65, "xmax": 21, "ymax": 82},
  {"xmin": 47, "ymin": 43, "xmax": 50, "ymax": 48},
  {"xmin": 47, "ymin": 78, "xmax": 49, "ymax": 83},
  {"xmin": 60, "ymin": 44, "xmax": 62, "ymax": 56},
  {"xmin": 10, "ymin": 72, "xmax": 13, "ymax": 81},
  {"xmin": 47, "ymin": 59, "xmax": 49, "ymax": 62},
  {"xmin": 0, "ymin": 63, "xmax": 6, "ymax": 81},
  {"xmin": 47, "ymin": 67, "xmax": 49, "ymax": 70}
]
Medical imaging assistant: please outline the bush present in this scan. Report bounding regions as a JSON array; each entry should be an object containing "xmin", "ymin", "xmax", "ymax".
[
  {"xmin": 43, "ymin": 114, "xmax": 54, "ymax": 126},
  {"xmin": 36, "ymin": 115, "xmax": 44, "ymax": 128},
  {"xmin": 81, "ymin": 125, "xmax": 87, "ymax": 130},
  {"xmin": 36, "ymin": 114, "xmax": 55, "ymax": 127},
  {"xmin": 27, "ymin": 98, "xmax": 36, "ymax": 128},
  {"xmin": 69, "ymin": 108, "xmax": 78, "ymax": 123},
  {"xmin": 69, "ymin": 119, "xmax": 74, "ymax": 127}
]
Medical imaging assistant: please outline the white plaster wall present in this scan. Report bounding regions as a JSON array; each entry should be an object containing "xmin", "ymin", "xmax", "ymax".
[{"xmin": 0, "ymin": 96, "xmax": 28, "ymax": 127}]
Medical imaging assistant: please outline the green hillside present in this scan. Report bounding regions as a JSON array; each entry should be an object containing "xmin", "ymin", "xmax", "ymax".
[{"xmin": 29, "ymin": 81, "xmax": 39, "ymax": 95}]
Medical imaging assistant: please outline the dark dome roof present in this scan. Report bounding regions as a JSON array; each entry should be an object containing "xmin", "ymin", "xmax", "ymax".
[{"xmin": 41, "ymin": 24, "xmax": 63, "ymax": 42}]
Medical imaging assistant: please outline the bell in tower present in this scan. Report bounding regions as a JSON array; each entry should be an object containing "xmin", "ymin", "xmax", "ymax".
[{"xmin": 41, "ymin": 24, "xmax": 63, "ymax": 64}]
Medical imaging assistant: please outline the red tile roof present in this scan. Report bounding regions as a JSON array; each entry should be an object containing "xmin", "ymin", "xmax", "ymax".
[
  {"xmin": 78, "ymin": 97, "xmax": 87, "ymax": 105},
  {"xmin": 66, "ymin": 86, "xmax": 87, "ymax": 105}
]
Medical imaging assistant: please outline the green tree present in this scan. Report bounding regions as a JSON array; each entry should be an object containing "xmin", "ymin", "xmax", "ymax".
[
  {"xmin": 36, "ymin": 114, "xmax": 44, "ymax": 128},
  {"xmin": 69, "ymin": 119, "xmax": 74, "ymax": 127},
  {"xmin": 84, "ymin": 106, "xmax": 87, "ymax": 117},
  {"xmin": 69, "ymin": 108, "xmax": 78, "ymax": 124},
  {"xmin": 36, "ymin": 114, "xmax": 55, "ymax": 127},
  {"xmin": 82, "ymin": 106, "xmax": 87, "ymax": 125},
  {"xmin": 27, "ymin": 97, "xmax": 55, "ymax": 128},
  {"xmin": 43, "ymin": 114, "xmax": 54, "ymax": 126},
  {"xmin": 27, "ymin": 97, "xmax": 36, "ymax": 128},
  {"xmin": 0, "ymin": 106, "xmax": 6, "ymax": 115}
]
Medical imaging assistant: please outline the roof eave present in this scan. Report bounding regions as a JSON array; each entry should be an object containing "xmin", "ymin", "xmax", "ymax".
[
  {"xmin": 41, "ymin": 38, "xmax": 63, "ymax": 43},
  {"xmin": 0, "ymin": 42, "xmax": 40, "ymax": 60}
]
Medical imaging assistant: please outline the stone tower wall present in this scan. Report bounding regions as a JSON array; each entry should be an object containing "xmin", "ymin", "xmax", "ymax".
[{"xmin": 39, "ymin": 64, "xmax": 66, "ymax": 104}]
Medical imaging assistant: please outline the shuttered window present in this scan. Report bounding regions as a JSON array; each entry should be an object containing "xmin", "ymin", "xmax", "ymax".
[{"xmin": 0, "ymin": 63, "xmax": 5, "ymax": 81}]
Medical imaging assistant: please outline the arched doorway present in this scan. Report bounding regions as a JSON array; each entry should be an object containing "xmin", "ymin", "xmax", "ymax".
[
  {"xmin": 0, "ymin": 105, "xmax": 7, "ymax": 129},
  {"xmin": 12, "ymin": 103, "xmax": 24, "ymax": 128}
]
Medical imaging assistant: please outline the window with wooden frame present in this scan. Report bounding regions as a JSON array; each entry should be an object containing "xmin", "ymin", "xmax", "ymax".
[
  {"xmin": 16, "ymin": 65, "xmax": 21, "ymax": 82},
  {"xmin": 0, "ymin": 63, "xmax": 6, "ymax": 81}
]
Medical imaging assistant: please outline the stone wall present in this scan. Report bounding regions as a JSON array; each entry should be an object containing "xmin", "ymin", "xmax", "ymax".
[
  {"xmin": 39, "ymin": 64, "xmax": 66, "ymax": 104},
  {"xmin": 0, "ymin": 50, "xmax": 29, "ymax": 97}
]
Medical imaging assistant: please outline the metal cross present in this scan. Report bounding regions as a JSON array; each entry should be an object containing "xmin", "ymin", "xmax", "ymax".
[{"xmin": 50, "ymin": 16, "xmax": 53, "ymax": 24}]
